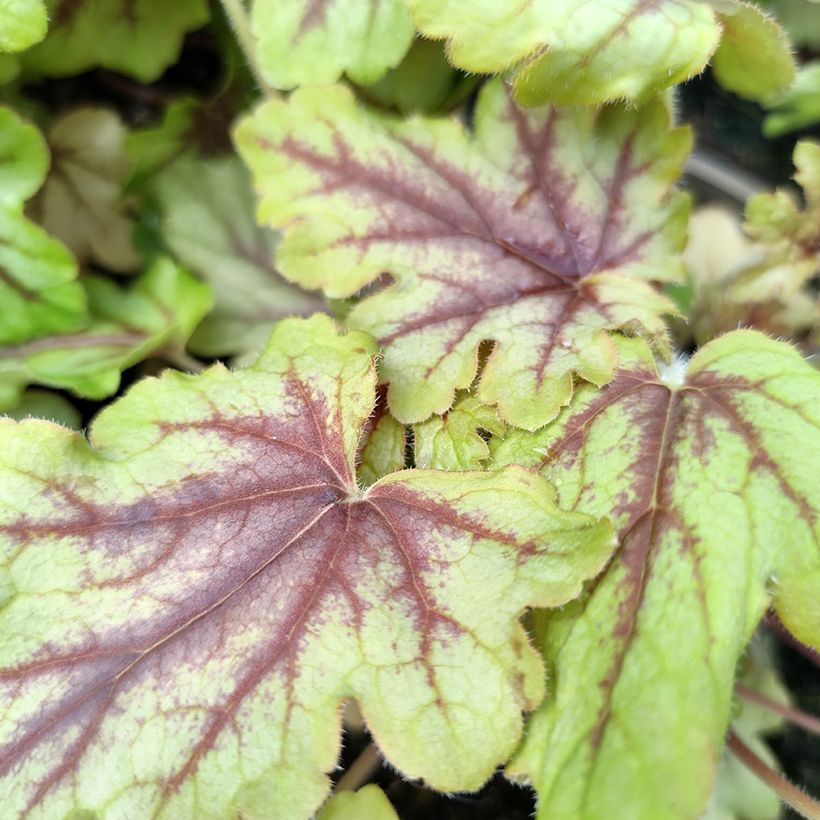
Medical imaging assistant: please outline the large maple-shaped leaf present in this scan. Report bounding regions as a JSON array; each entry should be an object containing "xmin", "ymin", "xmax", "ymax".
[
  {"xmin": 251, "ymin": 0, "xmax": 414, "ymax": 89},
  {"xmin": 405, "ymin": 0, "xmax": 792, "ymax": 106},
  {"xmin": 236, "ymin": 81, "xmax": 690, "ymax": 430},
  {"xmin": 0, "ymin": 315, "xmax": 615, "ymax": 819},
  {"xmin": 154, "ymin": 155, "xmax": 325, "ymax": 358},
  {"xmin": 0, "ymin": 258, "xmax": 211, "ymax": 409},
  {"xmin": 0, "ymin": 106, "xmax": 86, "ymax": 346},
  {"xmin": 20, "ymin": 0, "xmax": 210, "ymax": 82},
  {"xmin": 491, "ymin": 331, "xmax": 820, "ymax": 819},
  {"xmin": 0, "ymin": 0, "xmax": 47, "ymax": 52}
]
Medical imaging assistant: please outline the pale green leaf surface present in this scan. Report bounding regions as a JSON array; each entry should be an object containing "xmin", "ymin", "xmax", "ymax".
[
  {"xmin": 0, "ymin": 258, "xmax": 211, "ymax": 408},
  {"xmin": 21, "ymin": 0, "xmax": 210, "ymax": 81},
  {"xmin": 711, "ymin": 2, "xmax": 795, "ymax": 101},
  {"xmin": 33, "ymin": 107, "xmax": 140, "ymax": 273},
  {"xmin": 415, "ymin": 393, "xmax": 503, "ymax": 471},
  {"xmin": 0, "ymin": 0, "xmax": 47, "ymax": 53},
  {"xmin": 357, "ymin": 388, "xmax": 406, "ymax": 487},
  {"xmin": 236, "ymin": 81, "xmax": 690, "ymax": 430},
  {"xmin": 2, "ymin": 388, "xmax": 81, "ymax": 429},
  {"xmin": 758, "ymin": 0, "xmax": 820, "ymax": 48},
  {"xmin": 491, "ymin": 331, "xmax": 820, "ymax": 819},
  {"xmin": 252, "ymin": 0, "xmax": 414, "ymax": 89},
  {"xmin": 0, "ymin": 315, "xmax": 614, "ymax": 819},
  {"xmin": 764, "ymin": 61, "xmax": 820, "ymax": 137},
  {"xmin": 154, "ymin": 155, "xmax": 324, "ymax": 358},
  {"xmin": 318, "ymin": 786, "xmax": 398, "ymax": 820},
  {"xmin": 405, "ymin": 0, "xmax": 720, "ymax": 106}
]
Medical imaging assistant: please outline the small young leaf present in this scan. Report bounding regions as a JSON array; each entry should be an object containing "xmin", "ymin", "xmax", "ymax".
[
  {"xmin": 33, "ymin": 108, "xmax": 140, "ymax": 273},
  {"xmin": 764, "ymin": 61, "xmax": 820, "ymax": 137},
  {"xmin": 0, "ymin": 258, "xmax": 211, "ymax": 408},
  {"xmin": 357, "ymin": 387, "xmax": 406, "ymax": 486},
  {"xmin": 318, "ymin": 785, "xmax": 398, "ymax": 820},
  {"xmin": 251, "ymin": 0, "xmax": 414, "ymax": 89},
  {"xmin": 0, "ymin": 315, "xmax": 614, "ymax": 819},
  {"xmin": 154, "ymin": 155, "xmax": 324, "ymax": 358},
  {"xmin": 21, "ymin": 0, "xmax": 210, "ymax": 82},
  {"xmin": 405, "ymin": 0, "xmax": 721, "ymax": 106},
  {"xmin": 0, "ymin": 0, "xmax": 47, "ymax": 53},
  {"xmin": 3, "ymin": 388, "xmax": 81, "ymax": 429},
  {"xmin": 492, "ymin": 331, "xmax": 820, "ymax": 819},
  {"xmin": 236, "ymin": 81, "xmax": 690, "ymax": 430},
  {"xmin": 415, "ymin": 393, "xmax": 503, "ymax": 471},
  {"xmin": 0, "ymin": 106, "xmax": 86, "ymax": 346}
]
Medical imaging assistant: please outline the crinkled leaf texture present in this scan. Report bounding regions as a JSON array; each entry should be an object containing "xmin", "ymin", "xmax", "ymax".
[
  {"xmin": 0, "ymin": 0, "xmax": 47, "ymax": 52},
  {"xmin": 21, "ymin": 0, "xmax": 209, "ymax": 81},
  {"xmin": 0, "ymin": 106, "xmax": 85, "ymax": 346},
  {"xmin": 154, "ymin": 155, "xmax": 324, "ymax": 358},
  {"xmin": 491, "ymin": 331, "xmax": 820, "ymax": 819},
  {"xmin": 236, "ymin": 81, "xmax": 690, "ymax": 430},
  {"xmin": 0, "ymin": 315, "xmax": 615, "ymax": 819},
  {"xmin": 0, "ymin": 258, "xmax": 211, "ymax": 410},
  {"xmin": 252, "ymin": 0, "xmax": 414, "ymax": 89}
]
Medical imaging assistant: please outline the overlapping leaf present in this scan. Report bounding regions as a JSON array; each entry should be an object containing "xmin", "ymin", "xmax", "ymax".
[
  {"xmin": 405, "ymin": 0, "xmax": 793, "ymax": 105},
  {"xmin": 0, "ymin": 0, "xmax": 47, "ymax": 53},
  {"xmin": 318, "ymin": 785, "xmax": 398, "ymax": 820},
  {"xmin": 251, "ymin": 0, "xmax": 414, "ymax": 89},
  {"xmin": 0, "ymin": 106, "xmax": 85, "ymax": 346},
  {"xmin": 357, "ymin": 386, "xmax": 406, "ymax": 487},
  {"xmin": 236, "ymin": 81, "xmax": 690, "ymax": 430},
  {"xmin": 0, "ymin": 315, "xmax": 614, "ymax": 819},
  {"xmin": 491, "ymin": 331, "xmax": 820, "ymax": 819},
  {"xmin": 764, "ymin": 62, "xmax": 820, "ymax": 137},
  {"xmin": 154, "ymin": 155, "xmax": 324, "ymax": 358},
  {"xmin": 0, "ymin": 258, "xmax": 211, "ymax": 409},
  {"xmin": 20, "ymin": 0, "xmax": 210, "ymax": 81},
  {"xmin": 33, "ymin": 108, "xmax": 140, "ymax": 273}
]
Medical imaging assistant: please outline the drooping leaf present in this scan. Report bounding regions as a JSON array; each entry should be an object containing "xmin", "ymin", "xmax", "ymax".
[
  {"xmin": 415, "ymin": 392, "xmax": 503, "ymax": 471},
  {"xmin": 357, "ymin": 386, "xmax": 406, "ymax": 487},
  {"xmin": 491, "ymin": 331, "xmax": 820, "ymax": 819},
  {"xmin": 764, "ymin": 61, "xmax": 820, "ymax": 137},
  {"xmin": 710, "ymin": 1, "xmax": 795, "ymax": 101},
  {"xmin": 0, "ymin": 258, "xmax": 211, "ymax": 409},
  {"xmin": 0, "ymin": 106, "xmax": 86, "ymax": 346},
  {"xmin": 154, "ymin": 155, "xmax": 324, "ymax": 358},
  {"xmin": 20, "ymin": 0, "xmax": 210, "ymax": 82},
  {"xmin": 0, "ymin": 314, "xmax": 615, "ymax": 819},
  {"xmin": 318, "ymin": 785, "xmax": 398, "ymax": 820},
  {"xmin": 251, "ymin": 0, "xmax": 414, "ymax": 89},
  {"xmin": 0, "ymin": 0, "xmax": 47, "ymax": 53},
  {"xmin": 32, "ymin": 107, "xmax": 140, "ymax": 273},
  {"xmin": 236, "ymin": 81, "xmax": 690, "ymax": 430}
]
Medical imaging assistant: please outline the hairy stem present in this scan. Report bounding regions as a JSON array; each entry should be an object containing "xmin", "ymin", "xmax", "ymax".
[
  {"xmin": 335, "ymin": 743, "xmax": 382, "ymax": 793},
  {"xmin": 219, "ymin": 0, "xmax": 274, "ymax": 96},
  {"xmin": 726, "ymin": 730, "xmax": 820, "ymax": 820},
  {"xmin": 736, "ymin": 683, "xmax": 820, "ymax": 737}
]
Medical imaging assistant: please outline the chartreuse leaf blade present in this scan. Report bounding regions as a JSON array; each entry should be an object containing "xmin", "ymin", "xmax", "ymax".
[
  {"xmin": 0, "ymin": 315, "xmax": 615, "ymax": 819},
  {"xmin": 154, "ymin": 155, "xmax": 325, "ymax": 358},
  {"xmin": 252, "ymin": 0, "xmax": 414, "ymax": 89},
  {"xmin": 0, "ymin": 106, "xmax": 86, "ymax": 347},
  {"xmin": 236, "ymin": 81, "xmax": 690, "ymax": 430},
  {"xmin": 405, "ymin": 0, "xmax": 721, "ymax": 106},
  {"xmin": 20, "ymin": 0, "xmax": 210, "ymax": 82},
  {"xmin": 0, "ymin": 258, "xmax": 211, "ymax": 408},
  {"xmin": 491, "ymin": 330, "xmax": 820, "ymax": 819},
  {"xmin": 318, "ymin": 786, "xmax": 398, "ymax": 820},
  {"xmin": 764, "ymin": 62, "xmax": 820, "ymax": 137},
  {"xmin": 0, "ymin": 0, "xmax": 47, "ymax": 53},
  {"xmin": 357, "ymin": 387, "xmax": 406, "ymax": 487}
]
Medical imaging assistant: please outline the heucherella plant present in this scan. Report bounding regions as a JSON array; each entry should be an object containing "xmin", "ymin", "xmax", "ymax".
[{"xmin": 0, "ymin": 1, "xmax": 819, "ymax": 819}]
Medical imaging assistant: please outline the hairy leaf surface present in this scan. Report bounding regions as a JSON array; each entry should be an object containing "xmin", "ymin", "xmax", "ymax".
[
  {"xmin": 33, "ymin": 108, "xmax": 140, "ymax": 273},
  {"xmin": 236, "ymin": 81, "xmax": 690, "ymax": 429},
  {"xmin": 155, "ymin": 155, "xmax": 324, "ymax": 358},
  {"xmin": 21, "ymin": 0, "xmax": 210, "ymax": 81},
  {"xmin": 0, "ymin": 0, "xmax": 47, "ymax": 52},
  {"xmin": 251, "ymin": 0, "xmax": 413, "ymax": 89},
  {"xmin": 491, "ymin": 331, "xmax": 820, "ymax": 819},
  {"xmin": 0, "ymin": 258, "xmax": 211, "ymax": 409},
  {"xmin": 0, "ymin": 106, "xmax": 85, "ymax": 346},
  {"xmin": 0, "ymin": 315, "xmax": 615, "ymax": 819},
  {"xmin": 357, "ymin": 387, "xmax": 406, "ymax": 487}
]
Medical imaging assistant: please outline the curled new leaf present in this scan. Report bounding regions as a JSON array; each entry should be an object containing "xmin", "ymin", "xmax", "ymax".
[
  {"xmin": 251, "ymin": 0, "xmax": 414, "ymax": 89},
  {"xmin": 236, "ymin": 81, "xmax": 690, "ymax": 430},
  {"xmin": 0, "ymin": 315, "xmax": 615, "ymax": 819},
  {"xmin": 492, "ymin": 331, "xmax": 820, "ymax": 819}
]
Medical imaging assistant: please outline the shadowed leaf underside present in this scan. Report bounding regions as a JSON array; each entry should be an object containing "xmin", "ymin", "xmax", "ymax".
[
  {"xmin": 0, "ymin": 315, "xmax": 614, "ymax": 819},
  {"xmin": 236, "ymin": 81, "xmax": 690, "ymax": 430},
  {"xmin": 492, "ymin": 331, "xmax": 820, "ymax": 819}
]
